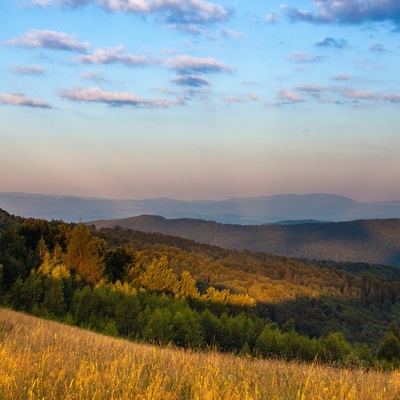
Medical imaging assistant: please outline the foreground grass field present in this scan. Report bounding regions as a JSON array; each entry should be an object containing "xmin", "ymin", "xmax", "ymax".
[{"xmin": 1, "ymin": 308, "xmax": 400, "ymax": 399}]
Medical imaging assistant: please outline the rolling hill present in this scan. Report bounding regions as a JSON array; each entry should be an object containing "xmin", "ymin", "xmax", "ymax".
[
  {"xmin": 1, "ymin": 191, "xmax": 400, "ymax": 224},
  {"xmin": 92, "ymin": 215, "xmax": 400, "ymax": 266}
]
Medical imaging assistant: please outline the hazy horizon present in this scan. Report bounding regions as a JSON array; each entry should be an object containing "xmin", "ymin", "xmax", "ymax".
[
  {"xmin": 1, "ymin": 190, "xmax": 399, "ymax": 205},
  {"xmin": 1, "ymin": 1, "xmax": 400, "ymax": 203}
]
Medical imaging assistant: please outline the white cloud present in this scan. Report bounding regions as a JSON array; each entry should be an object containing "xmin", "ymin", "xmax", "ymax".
[
  {"xmin": 166, "ymin": 55, "xmax": 235, "ymax": 74},
  {"xmin": 77, "ymin": 46, "xmax": 155, "ymax": 66},
  {"xmin": 4, "ymin": 29, "xmax": 90, "ymax": 52},
  {"xmin": 11, "ymin": 65, "xmax": 45, "ymax": 75},
  {"xmin": 284, "ymin": 0, "xmax": 400, "ymax": 28},
  {"xmin": 264, "ymin": 12, "xmax": 279, "ymax": 24},
  {"xmin": 0, "ymin": 93, "xmax": 52, "ymax": 108},
  {"xmin": 59, "ymin": 86, "xmax": 183, "ymax": 108},
  {"xmin": 31, "ymin": 0, "xmax": 232, "ymax": 25}
]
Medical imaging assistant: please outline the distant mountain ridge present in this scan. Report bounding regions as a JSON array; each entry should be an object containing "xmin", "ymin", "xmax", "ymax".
[
  {"xmin": 0, "ymin": 191, "xmax": 400, "ymax": 224},
  {"xmin": 92, "ymin": 215, "xmax": 400, "ymax": 267}
]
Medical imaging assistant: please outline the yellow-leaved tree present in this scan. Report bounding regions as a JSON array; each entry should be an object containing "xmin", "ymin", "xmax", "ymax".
[{"xmin": 63, "ymin": 224, "xmax": 105, "ymax": 284}]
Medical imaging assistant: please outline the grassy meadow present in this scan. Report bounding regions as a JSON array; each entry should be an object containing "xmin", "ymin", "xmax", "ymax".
[{"xmin": 1, "ymin": 308, "xmax": 400, "ymax": 399}]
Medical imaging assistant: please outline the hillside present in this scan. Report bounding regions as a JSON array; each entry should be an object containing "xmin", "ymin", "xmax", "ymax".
[
  {"xmin": 2, "ymin": 191, "xmax": 400, "ymax": 224},
  {"xmin": 2, "ymin": 308, "xmax": 399, "ymax": 400},
  {"xmin": 2, "ymin": 207, "xmax": 400, "ymax": 360},
  {"xmin": 92, "ymin": 215, "xmax": 400, "ymax": 267}
]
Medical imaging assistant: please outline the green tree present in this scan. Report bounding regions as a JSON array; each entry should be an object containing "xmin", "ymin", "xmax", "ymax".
[
  {"xmin": 322, "ymin": 332, "xmax": 352, "ymax": 363},
  {"xmin": 172, "ymin": 307, "xmax": 203, "ymax": 348},
  {"xmin": 377, "ymin": 322, "xmax": 400, "ymax": 362},
  {"xmin": 104, "ymin": 247, "xmax": 133, "ymax": 282},
  {"xmin": 142, "ymin": 307, "xmax": 174, "ymax": 345}
]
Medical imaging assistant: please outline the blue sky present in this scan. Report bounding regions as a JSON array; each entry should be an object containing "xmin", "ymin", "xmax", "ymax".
[{"xmin": 1, "ymin": 0, "xmax": 400, "ymax": 202}]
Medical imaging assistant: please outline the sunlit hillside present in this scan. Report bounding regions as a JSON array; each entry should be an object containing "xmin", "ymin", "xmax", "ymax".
[{"xmin": 1, "ymin": 308, "xmax": 400, "ymax": 400}]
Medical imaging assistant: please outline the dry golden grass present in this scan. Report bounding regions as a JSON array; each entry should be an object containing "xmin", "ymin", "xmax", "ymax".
[{"xmin": 1, "ymin": 308, "xmax": 400, "ymax": 400}]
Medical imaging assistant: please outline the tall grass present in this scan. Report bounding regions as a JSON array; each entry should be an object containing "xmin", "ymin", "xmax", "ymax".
[{"xmin": 1, "ymin": 308, "xmax": 399, "ymax": 399}]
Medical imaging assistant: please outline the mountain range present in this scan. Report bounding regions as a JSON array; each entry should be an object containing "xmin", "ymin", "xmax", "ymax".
[{"xmin": 1, "ymin": 191, "xmax": 400, "ymax": 224}]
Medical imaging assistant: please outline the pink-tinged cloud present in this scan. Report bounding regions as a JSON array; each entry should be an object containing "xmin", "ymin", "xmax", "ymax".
[
  {"xmin": 11, "ymin": 64, "xmax": 44, "ymax": 76},
  {"xmin": 382, "ymin": 94, "xmax": 400, "ymax": 103},
  {"xmin": 277, "ymin": 88, "xmax": 304, "ymax": 103},
  {"xmin": 59, "ymin": 86, "xmax": 182, "ymax": 108},
  {"xmin": 343, "ymin": 90, "xmax": 376, "ymax": 100},
  {"xmin": 32, "ymin": 0, "xmax": 231, "ymax": 25},
  {"xmin": 76, "ymin": 46, "xmax": 155, "ymax": 66},
  {"xmin": 248, "ymin": 92, "xmax": 260, "ymax": 101},
  {"xmin": 284, "ymin": 0, "xmax": 400, "ymax": 28},
  {"xmin": 166, "ymin": 55, "xmax": 235, "ymax": 74},
  {"xmin": 4, "ymin": 29, "xmax": 90, "ymax": 53},
  {"xmin": 343, "ymin": 90, "xmax": 400, "ymax": 103},
  {"xmin": 0, "ymin": 93, "xmax": 52, "ymax": 108}
]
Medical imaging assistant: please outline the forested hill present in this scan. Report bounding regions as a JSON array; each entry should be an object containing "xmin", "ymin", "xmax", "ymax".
[
  {"xmin": 3, "ymin": 207, "xmax": 400, "ymax": 364},
  {"xmin": 91, "ymin": 215, "xmax": 400, "ymax": 267}
]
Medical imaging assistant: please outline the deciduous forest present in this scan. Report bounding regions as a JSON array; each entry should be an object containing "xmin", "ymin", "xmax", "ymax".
[{"xmin": 1, "ymin": 208, "xmax": 400, "ymax": 369}]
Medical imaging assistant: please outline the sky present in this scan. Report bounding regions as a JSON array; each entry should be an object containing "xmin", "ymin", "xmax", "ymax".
[{"xmin": 1, "ymin": 0, "xmax": 400, "ymax": 202}]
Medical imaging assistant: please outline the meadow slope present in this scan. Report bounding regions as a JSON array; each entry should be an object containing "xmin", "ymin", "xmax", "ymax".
[{"xmin": 1, "ymin": 308, "xmax": 400, "ymax": 400}]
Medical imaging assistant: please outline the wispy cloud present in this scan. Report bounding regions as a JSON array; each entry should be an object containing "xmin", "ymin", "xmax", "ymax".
[
  {"xmin": 369, "ymin": 43, "xmax": 386, "ymax": 52},
  {"xmin": 4, "ymin": 29, "xmax": 90, "ymax": 52},
  {"xmin": 220, "ymin": 28, "xmax": 244, "ymax": 39},
  {"xmin": 316, "ymin": 37, "xmax": 347, "ymax": 49},
  {"xmin": 59, "ymin": 86, "xmax": 183, "ymax": 108},
  {"xmin": 283, "ymin": 0, "xmax": 400, "ymax": 28},
  {"xmin": 285, "ymin": 83, "xmax": 400, "ymax": 106},
  {"xmin": 11, "ymin": 64, "xmax": 45, "ymax": 76},
  {"xmin": 290, "ymin": 52, "xmax": 326, "ymax": 63},
  {"xmin": 32, "ymin": 0, "xmax": 232, "ymax": 25},
  {"xmin": 166, "ymin": 55, "xmax": 235, "ymax": 74},
  {"xmin": 264, "ymin": 12, "xmax": 279, "ymax": 24},
  {"xmin": 331, "ymin": 74, "xmax": 353, "ymax": 81},
  {"xmin": 276, "ymin": 88, "xmax": 304, "ymax": 104},
  {"xmin": 295, "ymin": 84, "xmax": 327, "ymax": 99},
  {"xmin": 171, "ymin": 75, "xmax": 210, "ymax": 87},
  {"xmin": 77, "ymin": 46, "xmax": 155, "ymax": 66},
  {"xmin": 80, "ymin": 70, "xmax": 109, "ymax": 83},
  {"xmin": 0, "ymin": 93, "xmax": 52, "ymax": 108}
]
